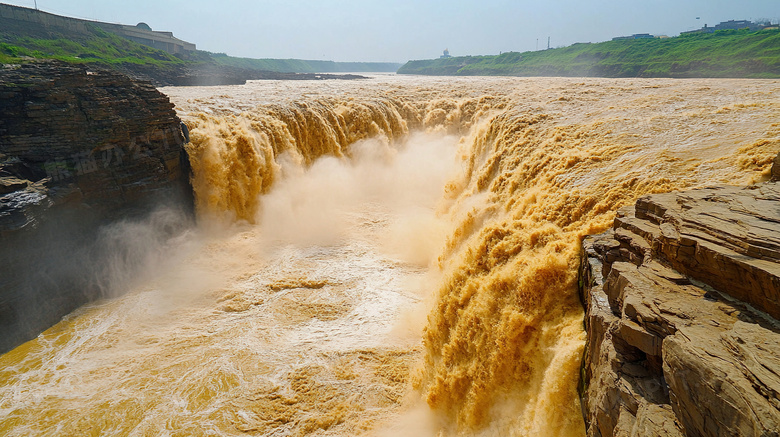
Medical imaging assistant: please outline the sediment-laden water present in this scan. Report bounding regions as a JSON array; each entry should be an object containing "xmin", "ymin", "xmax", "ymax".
[{"xmin": 1, "ymin": 75, "xmax": 778, "ymax": 436}]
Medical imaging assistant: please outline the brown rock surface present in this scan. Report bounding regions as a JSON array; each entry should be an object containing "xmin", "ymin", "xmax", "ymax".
[
  {"xmin": 580, "ymin": 182, "xmax": 780, "ymax": 436},
  {"xmin": 773, "ymin": 151, "xmax": 780, "ymax": 181},
  {"xmin": 0, "ymin": 62, "xmax": 188, "ymax": 212},
  {"xmin": 0, "ymin": 62, "xmax": 193, "ymax": 353}
]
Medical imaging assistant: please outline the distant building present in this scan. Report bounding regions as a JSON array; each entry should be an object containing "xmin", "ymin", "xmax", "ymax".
[
  {"xmin": 440, "ymin": 49, "xmax": 452, "ymax": 59},
  {"xmin": 681, "ymin": 24, "xmax": 711, "ymax": 35},
  {"xmin": 682, "ymin": 19, "xmax": 767, "ymax": 35},
  {"xmin": 612, "ymin": 33, "xmax": 655, "ymax": 41},
  {"xmin": 103, "ymin": 22, "xmax": 196, "ymax": 54},
  {"xmin": 714, "ymin": 20, "xmax": 761, "ymax": 31}
]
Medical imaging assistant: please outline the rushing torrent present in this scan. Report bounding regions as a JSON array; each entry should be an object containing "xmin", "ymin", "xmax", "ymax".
[{"xmin": 1, "ymin": 75, "xmax": 778, "ymax": 437}]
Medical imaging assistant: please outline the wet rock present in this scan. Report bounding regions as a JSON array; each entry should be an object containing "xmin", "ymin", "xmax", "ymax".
[
  {"xmin": 0, "ymin": 61, "xmax": 193, "ymax": 353},
  {"xmin": 580, "ymin": 183, "xmax": 780, "ymax": 436}
]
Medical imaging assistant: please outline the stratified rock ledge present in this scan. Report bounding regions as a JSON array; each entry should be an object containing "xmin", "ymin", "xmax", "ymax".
[
  {"xmin": 0, "ymin": 61, "xmax": 193, "ymax": 354},
  {"xmin": 579, "ymin": 175, "xmax": 780, "ymax": 436}
]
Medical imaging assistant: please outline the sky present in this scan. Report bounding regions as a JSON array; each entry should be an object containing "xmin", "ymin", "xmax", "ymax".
[{"xmin": 3, "ymin": 0, "xmax": 778, "ymax": 62}]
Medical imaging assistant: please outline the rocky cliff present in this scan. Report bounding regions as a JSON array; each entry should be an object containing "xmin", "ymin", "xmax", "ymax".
[
  {"xmin": 579, "ymin": 157, "xmax": 780, "ymax": 436},
  {"xmin": 0, "ymin": 62, "xmax": 192, "ymax": 353}
]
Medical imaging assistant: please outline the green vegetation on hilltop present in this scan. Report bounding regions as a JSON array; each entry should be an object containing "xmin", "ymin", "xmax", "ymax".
[
  {"xmin": 0, "ymin": 21, "xmax": 401, "ymax": 73},
  {"xmin": 0, "ymin": 24, "xmax": 188, "ymax": 68},
  {"xmin": 398, "ymin": 28, "xmax": 780, "ymax": 78},
  {"xmin": 0, "ymin": 21, "xmax": 211, "ymax": 83}
]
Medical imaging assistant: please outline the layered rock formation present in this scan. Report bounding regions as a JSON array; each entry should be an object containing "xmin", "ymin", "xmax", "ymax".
[
  {"xmin": 164, "ymin": 66, "xmax": 367, "ymax": 87},
  {"xmin": 0, "ymin": 62, "xmax": 192, "ymax": 353},
  {"xmin": 579, "ymin": 163, "xmax": 780, "ymax": 436},
  {"xmin": 123, "ymin": 63, "xmax": 368, "ymax": 87}
]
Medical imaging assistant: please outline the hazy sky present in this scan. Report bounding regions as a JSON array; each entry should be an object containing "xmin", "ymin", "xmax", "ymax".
[{"xmin": 3, "ymin": 0, "xmax": 778, "ymax": 62}]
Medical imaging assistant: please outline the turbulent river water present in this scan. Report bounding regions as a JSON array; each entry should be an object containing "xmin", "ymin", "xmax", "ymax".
[{"xmin": 1, "ymin": 74, "xmax": 778, "ymax": 437}]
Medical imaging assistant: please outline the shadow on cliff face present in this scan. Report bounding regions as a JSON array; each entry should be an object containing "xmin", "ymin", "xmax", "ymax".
[
  {"xmin": 0, "ymin": 193, "xmax": 194, "ymax": 354},
  {"xmin": 0, "ymin": 62, "xmax": 196, "ymax": 354}
]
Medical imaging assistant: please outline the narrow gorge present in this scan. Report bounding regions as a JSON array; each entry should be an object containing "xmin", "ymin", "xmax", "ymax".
[{"xmin": 1, "ymin": 66, "xmax": 778, "ymax": 436}]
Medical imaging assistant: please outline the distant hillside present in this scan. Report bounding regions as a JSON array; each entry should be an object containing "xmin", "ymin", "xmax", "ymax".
[
  {"xmin": 210, "ymin": 54, "xmax": 401, "ymax": 73},
  {"xmin": 398, "ymin": 28, "xmax": 780, "ymax": 78},
  {"xmin": 0, "ymin": 18, "xmax": 234, "ymax": 86},
  {"xmin": 0, "ymin": 11, "xmax": 186, "ymax": 67},
  {"xmin": 0, "ymin": 4, "xmax": 397, "ymax": 84}
]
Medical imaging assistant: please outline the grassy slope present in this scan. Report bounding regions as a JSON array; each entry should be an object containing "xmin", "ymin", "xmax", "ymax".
[
  {"xmin": 0, "ymin": 23, "xmax": 400, "ymax": 74},
  {"xmin": 398, "ymin": 28, "xmax": 780, "ymax": 78},
  {"xmin": 0, "ymin": 24, "xmax": 190, "ymax": 71}
]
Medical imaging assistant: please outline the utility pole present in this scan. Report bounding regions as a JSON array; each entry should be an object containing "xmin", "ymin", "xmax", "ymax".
[
  {"xmin": 536, "ymin": 38, "xmax": 539, "ymax": 51},
  {"xmin": 34, "ymin": 0, "xmax": 38, "ymax": 10},
  {"xmin": 547, "ymin": 36, "xmax": 550, "ymax": 50}
]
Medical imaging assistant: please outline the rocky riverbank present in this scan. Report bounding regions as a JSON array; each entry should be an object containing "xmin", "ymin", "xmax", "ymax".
[
  {"xmin": 121, "ymin": 62, "xmax": 368, "ymax": 87},
  {"xmin": 0, "ymin": 62, "xmax": 193, "ymax": 353},
  {"xmin": 579, "ymin": 155, "xmax": 780, "ymax": 436}
]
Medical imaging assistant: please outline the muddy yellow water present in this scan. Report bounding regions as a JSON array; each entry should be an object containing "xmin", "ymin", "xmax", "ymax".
[{"xmin": 1, "ymin": 75, "xmax": 778, "ymax": 436}]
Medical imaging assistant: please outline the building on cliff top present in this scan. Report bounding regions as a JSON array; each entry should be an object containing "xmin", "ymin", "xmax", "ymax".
[
  {"xmin": 104, "ymin": 21, "xmax": 196, "ymax": 54},
  {"xmin": 612, "ymin": 33, "xmax": 656, "ymax": 41},
  {"xmin": 681, "ymin": 19, "xmax": 770, "ymax": 35},
  {"xmin": 0, "ymin": 3, "xmax": 195, "ymax": 54}
]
